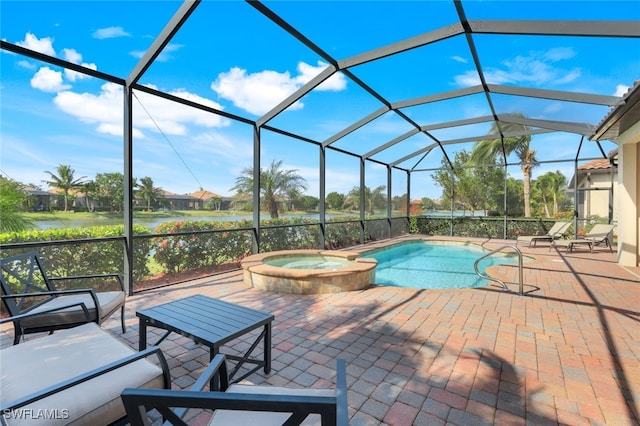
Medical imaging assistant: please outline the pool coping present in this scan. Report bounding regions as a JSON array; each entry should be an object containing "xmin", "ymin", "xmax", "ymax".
[{"xmin": 240, "ymin": 249, "xmax": 377, "ymax": 294}]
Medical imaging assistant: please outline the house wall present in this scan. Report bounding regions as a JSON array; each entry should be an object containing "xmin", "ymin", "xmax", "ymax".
[
  {"xmin": 617, "ymin": 121, "xmax": 640, "ymax": 267},
  {"xmin": 578, "ymin": 171, "xmax": 616, "ymax": 222}
]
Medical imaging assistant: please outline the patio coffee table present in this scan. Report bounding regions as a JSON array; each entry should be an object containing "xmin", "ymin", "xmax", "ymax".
[{"xmin": 136, "ymin": 294, "xmax": 274, "ymax": 386}]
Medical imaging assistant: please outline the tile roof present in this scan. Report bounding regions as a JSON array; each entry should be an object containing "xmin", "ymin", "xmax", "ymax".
[{"xmin": 578, "ymin": 158, "xmax": 612, "ymax": 171}]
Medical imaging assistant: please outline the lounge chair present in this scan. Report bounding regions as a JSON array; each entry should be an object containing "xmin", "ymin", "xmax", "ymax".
[
  {"xmin": 552, "ymin": 223, "xmax": 616, "ymax": 253},
  {"xmin": 122, "ymin": 354, "xmax": 349, "ymax": 426},
  {"xmin": 0, "ymin": 251, "xmax": 126, "ymax": 345},
  {"xmin": 0, "ymin": 305, "xmax": 170, "ymax": 426},
  {"xmin": 516, "ymin": 221, "xmax": 571, "ymax": 247}
]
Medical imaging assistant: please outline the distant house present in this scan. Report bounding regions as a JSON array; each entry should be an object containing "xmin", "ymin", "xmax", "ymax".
[
  {"xmin": 159, "ymin": 190, "xmax": 201, "ymax": 210},
  {"xmin": 189, "ymin": 190, "xmax": 232, "ymax": 210},
  {"xmin": 568, "ymin": 149, "xmax": 618, "ymax": 223},
  {"xmin": 21, "ymin": 186, "xmax": 52, "ymax": 211}
]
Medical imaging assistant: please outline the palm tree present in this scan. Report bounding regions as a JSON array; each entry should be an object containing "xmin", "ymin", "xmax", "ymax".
[
  {"xmin": 230, "ymin": 160, "xmax": 307, "ymax": 218},
  {"xmin": 344, "ymin": 185, "xmax": 386, "ymax": 215},
  {"xmin": 43, "ymin": 164, "xmax": 87, "ymax": 212},
  {"xmin": 535, "ymin": 171, "xmax": 567, "ymax": 217},
  {"xmin": 532, "ymin": 176, "xmax": 553, "ymax": 218},
  {"xmin": 135, "ymin": 176, "xmax": 163, "ymax": 211},
  {"xmin": 469, "ymin": 115, "xmax": 538, "ymax": 217}
]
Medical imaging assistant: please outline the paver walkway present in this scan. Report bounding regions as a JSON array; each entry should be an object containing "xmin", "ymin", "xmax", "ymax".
[{"xmin": 2, "ymin": 236, "xmax": 639, "ymax": 425}]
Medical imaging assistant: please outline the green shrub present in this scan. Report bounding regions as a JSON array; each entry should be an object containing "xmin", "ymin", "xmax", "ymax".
[
  {"xmin": 0, "ymin": 225, "xmax": 151, "ymax": 281},
  {"xmin": 152, "ymin": 220, "xmax": 252, "ymax": 273}
]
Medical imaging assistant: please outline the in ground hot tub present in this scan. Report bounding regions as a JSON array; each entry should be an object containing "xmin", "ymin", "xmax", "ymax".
[{"xmin": 240, "ymin": 250, "xmax": 377, "ymax": 294}]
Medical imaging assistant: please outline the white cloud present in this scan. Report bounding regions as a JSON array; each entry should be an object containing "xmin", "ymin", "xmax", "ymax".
[
  {"xmin": 614, "ymin": 84, "xmax": 629, "ymax": 97},
  {"xmin": 30, "ymin": 67, "xmax": 71, "ymax": 92},
  {"xmin": 53, "ymin": 82, "xmax": 228, "ymax": 138},
  {"xmin": 63, "ymin": 48, "xmax": 82, "ymax": 64},
  {"xmin": 17, "ymin": 60, "xmax": 36, "ymax": 70},
  {"xmin": 543, "ymin": 47, "xmax": 576, "ymax": 62},
  {"xmin": 54, "ymin": 83, "xmax": 123, "ymax": 134},
  {"xmin": 190, "ymin": 131, "xmax": 252, "ymax": 163},
  {"xmin": 129, "ymin": 43, "xmax": 183, "ymax": 62},
  {"xmin": 543, "ymin": 102, "xmax": 563, "ymax": 114},
  {"xmin": 296, "ymin": 62, "xmax": 346, "ymax": 91},
  {"xmin": 211, "ymin": 61, "xmax": 347, "ymax": 116},
  {"xmin": 454, "ymin": 70, "xmax": 481, "ymax": 86},
  {"xmin": 451, "ymin": 55, "xmax": 468, "ymax": 64},
  {"xmin": 92, "ymin": 26, "xmax": 130, "ymax": 39},
  {"xmin": 455, "ymin": 48, "xmax": 581, "ymax": 87},
  {"xmin": 16, "ymin": 33, "xmax": 55, "ymax": 56},
  {"xmin": 61, "ymin": 48, "xmax": 98, "ymax": 81}
]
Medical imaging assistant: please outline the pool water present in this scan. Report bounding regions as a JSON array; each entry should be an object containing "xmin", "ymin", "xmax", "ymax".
[
  {"xmin": 265, "ymin": 255, "xmax": 352, "ymax": 269},
  {"xmin": 363, "ymin": 241, "xmax": 519, "ymax": 289}
]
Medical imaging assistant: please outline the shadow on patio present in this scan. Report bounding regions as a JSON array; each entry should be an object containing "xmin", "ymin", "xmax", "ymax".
[{"xmin": 2, "ymin": 237, "xmax": 639, "ymax": 425}]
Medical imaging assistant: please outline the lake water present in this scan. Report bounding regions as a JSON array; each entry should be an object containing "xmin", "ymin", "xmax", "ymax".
[
  {"xmin": 32, "ymin": 211, "xmax": 480, "ymax": 231},
  {"xmin": 32, "ymin": 213, "xmax": 355, "ymax": 231}
]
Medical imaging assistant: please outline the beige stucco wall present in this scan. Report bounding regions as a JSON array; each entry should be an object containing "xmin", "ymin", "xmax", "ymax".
[
  {"xmin": 579, "ymin": 171, "xmax": 617, "ymax": 222},
  {"xmin": 617, "ymin": 120, "xmax": 640, "ymax": 267}
]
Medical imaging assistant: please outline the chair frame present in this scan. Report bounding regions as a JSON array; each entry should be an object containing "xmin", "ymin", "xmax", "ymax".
[
  {"xmin": 551, "ymin": 224, "xmax": 615, "ymax": 253},
  {"xmin": 122, "ymin": 354, "xmax": 349, "ymax": 426},
  {"xmin": 516, "ymin": 221, "xmax": 571, "ymax": 247},
  {"xmin": 0, "ymin": 251, "xmax": 126, "ymax": 344}
]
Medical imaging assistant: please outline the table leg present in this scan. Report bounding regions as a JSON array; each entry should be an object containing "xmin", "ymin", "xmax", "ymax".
[
  {"xmin": 139, "ymin": 319, "xmax": 147, "ymax": 351},
  {"xmin": 264, "ymin": 322, "xmax": 272, "ymax": 374}
]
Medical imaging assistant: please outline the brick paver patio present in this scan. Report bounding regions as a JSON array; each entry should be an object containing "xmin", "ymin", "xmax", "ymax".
[{"xmin": 2, "ymin": 236, "xmax": 639, "ymax": 425}]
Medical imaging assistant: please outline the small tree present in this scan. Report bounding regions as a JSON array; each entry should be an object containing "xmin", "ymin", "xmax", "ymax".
[
  {"xmin": 0, "ymin": 177, "xmax": 33, "ymax": 232},
  {"xmin": 326, "ymin": 192, "xmax": 345, "ymax": 210},
  {"xmin": 297, "ymin": 195, "xmax": 319, "ymax": 212},
  {"xmin": 93, "ymin": 172, "xmax": 125, "ymax": 212}
]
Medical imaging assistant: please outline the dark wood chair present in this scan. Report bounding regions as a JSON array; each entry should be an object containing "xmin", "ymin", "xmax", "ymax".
[
  {"xmin": 0, "ymin": 251, "xmax": 126, "ymax": 345},
  {"xmin": 122, "ymin": 355, "xmax": 349, "ymax": 426}
]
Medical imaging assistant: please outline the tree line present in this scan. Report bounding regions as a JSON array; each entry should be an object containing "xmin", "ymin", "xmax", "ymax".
[{"xmin": 1, "ymin": 115, "xmax": 571, "ymax": 232}]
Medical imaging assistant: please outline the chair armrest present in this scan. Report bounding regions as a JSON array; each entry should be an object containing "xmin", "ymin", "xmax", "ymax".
[
  {"xmin": 0, "ymin": 346, "xmax": 170, "ymax": 412},
  {"xmin": 2, "ymin": 288, "xmax": 102, "ymax": 319},
  {"xmin": 168, "ymin": 354, "xmax": 229, "ymax": 420},
  {"xmin": 49, "ymin": 273, "xmax": 125, "ymax": 292},
  {"xmin": 121, "ymin": 357, "xmax": 349, "ymax": 426},
  {"xmin": 2, "ymin": 288, "xmax": 98, "ymax": 299},
  {"xmin": 335, "ymin": 358, "xmax": 348, "ymax": 426},
  {"xmin": 0, "ymin": 302, "xmax": 91, "ymax": 325},
  {"xmin": 189, "ymin": 354, "xmax": 230, "ymax": 391}
]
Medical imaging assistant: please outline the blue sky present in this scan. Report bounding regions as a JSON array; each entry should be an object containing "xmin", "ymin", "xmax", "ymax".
[{"xmin": 1, "ymin": 1, "xmax": 637, "ymax": 201}]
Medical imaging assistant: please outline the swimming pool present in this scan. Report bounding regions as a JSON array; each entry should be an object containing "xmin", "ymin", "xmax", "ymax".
[{"xmin": 363, "ymin": 240, "xmax": 521, "ymax": 290}]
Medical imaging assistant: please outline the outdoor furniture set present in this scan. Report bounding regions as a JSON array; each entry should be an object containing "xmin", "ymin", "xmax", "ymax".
[
  {"xmin": 0, "ymin": 252, "xmax": 347, "ymax": 425},
  {"xmin": 550, "ymin": 223, "xmax": 616, "ymax": 253},
  {"xmin": 516, "ymin": 221, "xmax": 571, "ymax": 247},
  {"xmin": 517, "ymin": 222, "xmax": 616, "ymax": 253}
]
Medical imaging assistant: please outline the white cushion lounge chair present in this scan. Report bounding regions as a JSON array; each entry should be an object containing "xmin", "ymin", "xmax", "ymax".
[
  {"xmin": 516, "ymin": 221, "xmax": 571, "ymax": 247},
  {"xmin": 551, "ymin": 224, "xmax": 616, "ymax": 253}
]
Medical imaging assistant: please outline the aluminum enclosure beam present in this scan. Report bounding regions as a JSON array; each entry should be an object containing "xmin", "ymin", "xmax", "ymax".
[
  {"xmin": 127, "ymin": 0, "xmax": 200, "ymax": 86},
  {"xmin": 487, "ymin": 84, "xmax": 622, "ymax": 106},
  {"xmin": 469, "ymin": 20, "xmax": 640, "ymax": 38}
]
